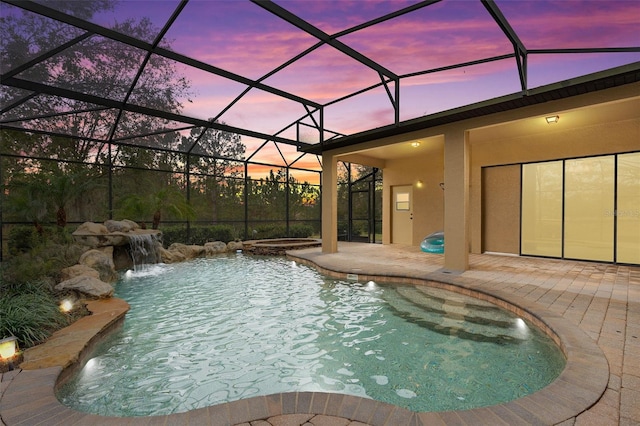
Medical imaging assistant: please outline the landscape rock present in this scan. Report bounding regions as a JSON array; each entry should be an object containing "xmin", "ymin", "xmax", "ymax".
[
  {"xmin": 79, "ymin": 247, "xmax": 118, "ymax": 283},
  {"xmin": 72, "ymin": 222, "xmax": 110, "ymax": 248},
  {"xmin": 104, "ymin": 219, "xmax": 137, "ymax": 233},
  {"xmin": 226, "ymin": 241, "xmax": 243, "ymax": 252},
  {"xmin": 55, "ymin": 276, "xmax": 114, "ymax": 298},
  {"xmin": 75, "ymin": 221, "xmax": 109, "ymax": 235},
  {"xmin": 205, "ymin": 241, "xmax": 227, "ymax": 255},
  {"xmin": 159, "ymin": 246, "xmax": 187, "ymax": 263},
  {"xmin": 59, "ymin": 264, "xmax": 100, "ymax": 282},
  {"xmin": 122, "ymin": 219, "xmax": 140, "ymax": 230},
  {"xmin": 167, "ymin": 243, "xmax": 206, "ymax": 260}
]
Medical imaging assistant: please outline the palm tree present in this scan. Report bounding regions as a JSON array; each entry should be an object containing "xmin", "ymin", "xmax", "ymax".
[
  {"xmin": 116, "ymin": 187, "xmax": 194, "ymax": 229},
  {"xmin": 46, "ymin": 171, "xmax": 102, "ymax": 228},
  {"xmin": 5, "ymin": 177, "xmax": 49, "ymax": 235},
  {"xmin": 150, "ymin": 187, "xmax": 194, "ymax": 230}
]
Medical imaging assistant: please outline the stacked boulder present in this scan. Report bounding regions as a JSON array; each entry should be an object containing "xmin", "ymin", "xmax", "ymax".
[
  {"xmin": 160, "ymin": 240, "xmax": 244, "ymax": 263},
  {"xmin": 56, "ymin": 220, "xmax": 244, "ymax": 300}
]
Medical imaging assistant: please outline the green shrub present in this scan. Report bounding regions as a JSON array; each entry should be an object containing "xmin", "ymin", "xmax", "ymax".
[
  {"xmin": 189, "ymin": 224, "xmax": 236, "ymax": 244},
  {"xmin": 7, "ymin": 225, "xmax": 39, "ymax": 255},
  {"xmin": 250, "ymin": 224, "xmax": 286, "ymax": 239},
  {"xmin": 3, "ymin": 234, "xmax": 83, "ymax": 286},
  {"xmin": 288, "ymin": 224, "xmax": 314, "ymax": 238},
  {"xmin": 159, "ymin": 225, "xmax": 187, "ymax": 247},
  {"xmin": 248, "ymin": 223, "xmax": 314, "ymax": 239},
  {"xmin": 1, "ymin": 230, "xmax": 87, "ymax": 349},
  {"xmin": 0, "ymin": 281, "xmax": 70, "ymax": 348},
  {"xmin": 161, "ymin": 224, "xmax": 237, "ymax": 246},
  {"xmin": 161, "ymin": 223, "xmax": 311, "ymax": 245}
]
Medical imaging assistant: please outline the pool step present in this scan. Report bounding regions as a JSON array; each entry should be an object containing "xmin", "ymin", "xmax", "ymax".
[{"xmin": 384, "ymin": 286, "xmax": 526, "ymax": 343}]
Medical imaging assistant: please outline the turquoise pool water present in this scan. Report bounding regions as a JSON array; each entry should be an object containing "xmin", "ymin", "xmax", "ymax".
[{"xmin": 57, "ymin": 254, "xmax": 565, "ymax": 416}]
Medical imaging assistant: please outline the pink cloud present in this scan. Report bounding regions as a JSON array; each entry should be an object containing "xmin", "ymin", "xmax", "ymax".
[
  {"xmin": 155, "ymin": 0, "xmax": 638, "ymax": 141},
  {"xmin": 497, "ymin": 1, "xmax": 640, "ymax": 49}
]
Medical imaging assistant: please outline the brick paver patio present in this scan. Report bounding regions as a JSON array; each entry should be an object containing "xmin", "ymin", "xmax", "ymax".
[{"xmin": 1, "ymin": 243, "xmax": 638, "ymax": 425}]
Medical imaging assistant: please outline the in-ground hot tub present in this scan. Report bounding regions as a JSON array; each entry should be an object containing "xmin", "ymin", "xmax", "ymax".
[{"xmin": 243, "ymin": 238, "xmax": 321, "ymax": 255}]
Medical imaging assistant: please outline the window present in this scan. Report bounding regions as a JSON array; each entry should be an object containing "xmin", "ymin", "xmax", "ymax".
[{"xmin": 395, "ymin": 192, "xmax": 410, "ymax": 211}]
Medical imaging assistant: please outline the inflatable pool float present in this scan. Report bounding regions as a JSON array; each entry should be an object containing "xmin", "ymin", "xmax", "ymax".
[{"xmin": 420, "ymin": 231, "xmax": 444, "ymax": 253}]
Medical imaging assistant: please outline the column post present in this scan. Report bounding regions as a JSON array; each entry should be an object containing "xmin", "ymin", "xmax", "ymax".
[
  {"xmin": 443, "ymin": 130, "xmax": 470, "ymax": 271},
  {"xmin": 321, "ymin": 152, "xmax": 338, "ymax": 253}
]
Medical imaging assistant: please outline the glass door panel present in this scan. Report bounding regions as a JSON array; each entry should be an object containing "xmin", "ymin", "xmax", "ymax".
[
  {"xmin": 617, "ymin": 152, "xmax": 640, "ymax": 264},
  {"xmin": 564, "ymin": 156, "xmax": 615, "ymax": 262},
  {"xmin": 521, "ymin": 161, "xmax": 563, "ymax": 257}
]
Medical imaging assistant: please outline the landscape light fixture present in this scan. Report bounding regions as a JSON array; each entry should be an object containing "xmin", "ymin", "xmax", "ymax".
[
  {"xmin": 0, "ymin": 336, "xmax": 19, "ymax": 372},
  {"xmin": 546, "ymin": 115, "xmax": 560, "ymax": 124},
  {"xmin": 60, "ymin": 299, "xmax": 74, "ymax": 313}
]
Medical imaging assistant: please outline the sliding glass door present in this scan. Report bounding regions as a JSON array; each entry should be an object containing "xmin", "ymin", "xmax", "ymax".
[
  {"xmin": 521, "ymin": 161, "xmax": 563, "ymax": 257},
  {"xmin": 564, "ymin": 156, "xmax": 615, "ymax": 262},
  {"xmin": 521, "ymin": 152, "xmax": 639, "ymax": 264},
  {"xmin": 617, "ymin": 152, "xmax": 640, "ymax": 264}
]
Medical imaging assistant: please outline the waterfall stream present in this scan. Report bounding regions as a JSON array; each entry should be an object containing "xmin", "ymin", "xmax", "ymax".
[{"xmin": 128, "ymin": 233, "xmax": 160, "ymax": 270}]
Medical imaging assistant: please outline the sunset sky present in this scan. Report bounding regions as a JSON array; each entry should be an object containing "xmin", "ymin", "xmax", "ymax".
[{"xmin": 4, "ymin": 0, "xmax": 640, "ymax": 180}]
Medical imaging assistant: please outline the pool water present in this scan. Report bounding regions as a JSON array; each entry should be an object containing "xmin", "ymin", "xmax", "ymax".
[{"xmin": 57, "ymin": 254, "xmax": 565, "ymax": 416}]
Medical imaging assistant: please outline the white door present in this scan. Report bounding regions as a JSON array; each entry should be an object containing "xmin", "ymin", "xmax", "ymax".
[{"xmin": 392, "ymin": 185, "xmax": 413, "ymax": 244}]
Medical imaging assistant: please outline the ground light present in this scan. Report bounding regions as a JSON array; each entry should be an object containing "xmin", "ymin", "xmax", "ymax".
[
  {"xmin": 0, "ymin": 336, "xmax": 21, "ymax": 372},
  {"xmin": 60, "ymin": 299, "xmax": 74, "ymax": 313}
]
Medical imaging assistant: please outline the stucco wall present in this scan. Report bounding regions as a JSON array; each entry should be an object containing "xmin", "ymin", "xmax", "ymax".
[
  {"xmin": 330, "ymin": 84, "xmax": 639, "ymax": 265},
  {"xmin": 482, "ymin": 165, "xmax": 521, "ymax": 254},
  {"xmin": 382, "ymin": 139, "xmax": 444, "ymax": 245},
  {"xmin": 469, "ymin": 117, "xmax": 640, "ymax": 254},
  {"xmin": 379, "ymin": 117, "xmax": 639, "ymax": 254}
]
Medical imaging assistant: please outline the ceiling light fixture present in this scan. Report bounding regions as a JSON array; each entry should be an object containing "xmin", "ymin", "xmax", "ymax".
[
  {"xmin": 411, "ymin": 142, "xmax": 421, "ymax": 147},
  {"xmin": 545, "ymin": 115, "xmax": 559, "ymax": 124}
]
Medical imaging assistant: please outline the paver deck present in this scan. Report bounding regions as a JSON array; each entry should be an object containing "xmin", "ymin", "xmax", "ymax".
[{"xmin": 1, "ymin": 243, "xmax": 638, "ymax": 425}]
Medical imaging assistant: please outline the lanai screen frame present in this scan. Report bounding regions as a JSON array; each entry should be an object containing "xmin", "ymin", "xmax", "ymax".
[{"xmin": 1, "ymin": 0, "xmax": 639, "ymax": 258}]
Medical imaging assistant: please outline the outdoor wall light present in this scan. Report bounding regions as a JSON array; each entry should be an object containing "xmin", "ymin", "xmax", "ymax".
[
  {"xmin": 411, "ymin": 141, "xmax": 421, "ymax": 147},
  {"xmin": 545, "ymin": 115, "xmax": 560, "ymax": 124},
  {"xmin": 416, "ymin": 180, "xmax": 424, "ymax": 188},
  {"xmin": 0, "ymin": 336, "xmax": 20, "ymax": 372}
]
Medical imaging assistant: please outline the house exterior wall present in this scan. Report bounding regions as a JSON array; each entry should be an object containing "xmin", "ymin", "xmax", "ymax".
[
  {"xmin": 325, "ymin": 82, "xmax": 639, "ymax": 268},
  {"xmin": 481, "ymin": 165, "xmax": 521, "ymax": 254},
  {"xmin": 382, "ymin": 139, "xmax": 444, "ymax": 245},
  {"xmin": 469, "ymin": 116, "xmax": 640, "ymax": 254}
]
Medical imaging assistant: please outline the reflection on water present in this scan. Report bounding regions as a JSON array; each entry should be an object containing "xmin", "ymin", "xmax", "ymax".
[{"xmin": 57, "ymin": 254, "xmax": 565, "ymax": 416}]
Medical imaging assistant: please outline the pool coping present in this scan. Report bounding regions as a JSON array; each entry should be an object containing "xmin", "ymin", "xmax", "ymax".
[
  {"xmin": 288, "ymin": 252, "xmax": 609, "ymax": 425},
  {"xmin": 0, "ymin": 250, "xmax": 609, "ymax": 425}
]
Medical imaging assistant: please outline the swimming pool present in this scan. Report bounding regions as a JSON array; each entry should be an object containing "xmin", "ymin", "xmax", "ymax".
[{"xmin": 57, "ymin": 254, "xmax": 565, "ymax": 417}]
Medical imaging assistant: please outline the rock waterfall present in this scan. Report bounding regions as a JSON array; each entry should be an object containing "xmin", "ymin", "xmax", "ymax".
[{"xmin": 128, "ymin": 233, "xmax": 161, "ymax": 270}]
